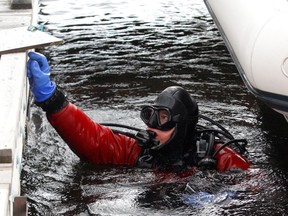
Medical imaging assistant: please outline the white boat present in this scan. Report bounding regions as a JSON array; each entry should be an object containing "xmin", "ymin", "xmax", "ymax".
[{"xmin": 204, "ymin": 0, "xmax": 288, "ymax": 121}]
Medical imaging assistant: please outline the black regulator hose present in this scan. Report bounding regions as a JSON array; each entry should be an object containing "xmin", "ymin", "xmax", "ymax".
[
  {"xmin": 196, "ymin": 114, "xmax": 248, "ymax": 159},
  {"xmin": 107, "ymin": 128, "xmax": 137, "ymax": 138},
  {"xmin": 212, "ymin": 139, "xmax": 248, "ymax": 158},
  {"xmin": 100, "ymin": 123, "xmax": 141, "ymax": 132},
  {"xmin": 198, "ymin": 114, "xmax": 234, "ymax": 139},
  {"xmin": 100, "ymin": 122, "xmax": 159, "ymax": 148},
  {"xmin": 101, "ymin": 114, "xmax": 234, "ymax": 141},
  {"xmin": 196, "ymin": 128, "xmax": 232, "ymax": 141},
  {"xmin": 100, "ymin": 123, "xmax": 140, "ymax": 140},
  {"xmin": 100, "ymin": 113, "xmax": 248, "ymax": 154}
]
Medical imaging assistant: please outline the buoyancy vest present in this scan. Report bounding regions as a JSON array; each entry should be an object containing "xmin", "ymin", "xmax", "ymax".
[{"xmin": 136, "ymin": 131, "xmax": 249, "ymax": 173}]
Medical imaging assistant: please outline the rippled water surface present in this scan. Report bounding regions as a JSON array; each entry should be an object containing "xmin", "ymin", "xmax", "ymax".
[{"xmin": 22, "ymin": 0, "xmax": 288, "ymax": 215}]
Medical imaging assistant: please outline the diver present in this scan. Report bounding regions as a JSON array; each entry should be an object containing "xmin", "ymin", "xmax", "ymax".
[{"xmin": 27, "ymin": 51, "xmax": 250, "ymax": 174}]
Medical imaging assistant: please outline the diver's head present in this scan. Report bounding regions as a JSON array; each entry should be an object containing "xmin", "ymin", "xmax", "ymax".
[{"xmin": 140, "ymin": 86, "xmax": 199, "ymax": 151}]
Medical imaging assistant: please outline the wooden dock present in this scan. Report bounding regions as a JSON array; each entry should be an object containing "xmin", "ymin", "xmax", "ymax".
[{"xmin": 0, "ymin": 0, "xmax": 38, "ymax": 215}]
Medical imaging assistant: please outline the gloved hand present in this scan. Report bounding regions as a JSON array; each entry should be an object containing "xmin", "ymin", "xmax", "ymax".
[{"xmin": 27, "ymin": 52, "xmax": 56, "ymax": 102}]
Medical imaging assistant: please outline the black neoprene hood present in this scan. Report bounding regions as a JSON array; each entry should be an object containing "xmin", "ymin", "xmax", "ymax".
[{"xmin": 153, "ymin": 86, "xmax": 198, "ymax": 124}]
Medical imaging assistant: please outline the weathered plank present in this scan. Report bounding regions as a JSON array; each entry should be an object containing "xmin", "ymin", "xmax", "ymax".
[
  {"xmin": 11, "ymin": 0, "xmax": 32, "ymax": 9},
  {"xmin": 0, "ymin": 184, "xmax": 10, "ymax": 216},
  {"xmin": 0, "ymin": 164, "xmax": 12, "ymax": 184},
  {"xmin": 13, "ymin": 196, "xmax": 28, "ymax": 216},
  {"xmin": 1, "ymin": 1, "xmax": 31, "ymax": 11},
  {"xmin": 0, "ymin": 53, "xmax": 27, "ymax": 150},
  {"xmin": 0, "ymin": 16, "xmax": 31, "ymax": 29},
  {"xmin": 0, "ymin": 149, "xmax": 12, "ymax": 163},
  {"xmin": 0, "ymin": 52, "xmax": 28, "ymax": 216},
  {"xmin": 0, "ymin": 26, "xmax": 64, "ymax": 54},
  {"xmin": 0, "ymin": 0, "xmax": 40, "ymax": 215}
]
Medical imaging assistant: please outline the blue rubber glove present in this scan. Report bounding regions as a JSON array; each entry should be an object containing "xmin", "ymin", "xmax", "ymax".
[{"xmin": 27, "ymin": 52, "xmax": 56, "ymax": 102}]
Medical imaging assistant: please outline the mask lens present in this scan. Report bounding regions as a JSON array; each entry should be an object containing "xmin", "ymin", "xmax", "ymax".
[
  {"xmin": 158, "ymin": 109, "xmax": 170, "ymax": 125},
  {"xmin": 141, "ymin": 106, "xmax": 173, "ymax": 129},
  {"xmin": 141, "ymin": 106, "xmax": 154, "ymax": 123}
]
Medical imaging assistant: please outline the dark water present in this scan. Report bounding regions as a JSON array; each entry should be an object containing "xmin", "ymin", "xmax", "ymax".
[{"xmin": 22, "ymin": 0, "xmax": 288, "ymax": 215}]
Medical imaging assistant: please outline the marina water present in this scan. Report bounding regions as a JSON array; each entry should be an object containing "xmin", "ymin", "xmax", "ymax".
[{"xmin": 22, "ymin": 0, "xmax": 288, "ymax": 215}]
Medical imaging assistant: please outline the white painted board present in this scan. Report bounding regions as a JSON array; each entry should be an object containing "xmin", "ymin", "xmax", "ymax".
[{"xmin": 0, "ymin": 26, "xmax": 63, "ymax": 55}]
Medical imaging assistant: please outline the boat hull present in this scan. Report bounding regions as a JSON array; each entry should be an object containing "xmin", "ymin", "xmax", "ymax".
[{"xmin": 204, "ymin": 0, "xmax": 288, "ymax": 117}]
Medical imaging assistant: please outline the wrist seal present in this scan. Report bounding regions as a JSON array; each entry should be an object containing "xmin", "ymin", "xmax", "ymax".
[{"xmin": 35, "ymin": 88, "xmax": 68, "ymax": 113}]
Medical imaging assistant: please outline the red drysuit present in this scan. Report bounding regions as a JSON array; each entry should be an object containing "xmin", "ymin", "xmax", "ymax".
[{"xmin": 47, "ymin": 102, "xmax": 250, "ymax": 172}]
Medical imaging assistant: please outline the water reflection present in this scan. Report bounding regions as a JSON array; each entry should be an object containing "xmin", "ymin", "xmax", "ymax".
[{"xmin": 22, "ymin": 0, "xmax": 288, "ymax": 215}]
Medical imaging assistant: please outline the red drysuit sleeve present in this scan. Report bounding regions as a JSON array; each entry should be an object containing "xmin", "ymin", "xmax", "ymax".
[
  {"xmin": 214, "ymin": 144, "xmax": 250, "ymax": 172},
  {"xmin": 46, "ymin": 102, "xmax": 142, "ymax": 166}
]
